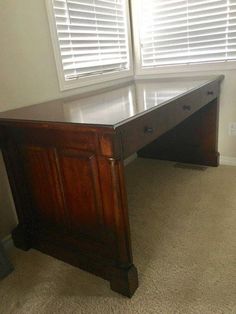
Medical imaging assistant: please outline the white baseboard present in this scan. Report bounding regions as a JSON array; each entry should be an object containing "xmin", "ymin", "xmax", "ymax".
[
  {"xmin": 220, "ymin": 156, "xmax": 236, "ymax": 166},
  {"xmin": 124, "ymin": 153, "xmax": 137, "ymax": 166},
  {"xmin": 1, "ymin": 234, "xmax": 14, "ymax": 250}
]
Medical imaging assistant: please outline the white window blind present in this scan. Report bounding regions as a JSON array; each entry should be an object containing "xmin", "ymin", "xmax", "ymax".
[
  {"xmin": 51, "ymin": 0, "xmax": 130, "ymax": 81},
  {"xmin": 139, "ymin": 0, "xmax": 236, "ymax": 67}
]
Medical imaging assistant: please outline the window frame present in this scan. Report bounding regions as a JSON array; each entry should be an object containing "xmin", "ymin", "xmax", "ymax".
[
  {"xmin": 46, "ymin": 0, "xmax": 134, "ymax": 91},
  {"xmin": 131, "ymin": 0, "xmax": 236, "ymax": 76}
]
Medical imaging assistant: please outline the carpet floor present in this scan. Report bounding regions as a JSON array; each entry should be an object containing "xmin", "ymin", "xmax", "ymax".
[{"xmin": 0, "ymin": 158, "xmax": 236, "ymax": 314}]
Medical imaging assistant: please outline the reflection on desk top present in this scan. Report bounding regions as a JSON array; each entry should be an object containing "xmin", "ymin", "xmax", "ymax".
[{"xmin": 0, "ymin": 76, "xmax": 223, "ymax": 127}]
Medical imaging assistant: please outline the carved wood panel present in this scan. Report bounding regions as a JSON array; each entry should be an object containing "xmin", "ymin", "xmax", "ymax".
[
  {"xmin": 57, "ymin": 148, "xmax": 105, "ymax": 239},
  {"xmin": 23, "ymin": 146, "xmax": 66, "ymax": 230},
  {"xmin": 22, "ymin": 145, "xmax": 106, "ymax": 242}
]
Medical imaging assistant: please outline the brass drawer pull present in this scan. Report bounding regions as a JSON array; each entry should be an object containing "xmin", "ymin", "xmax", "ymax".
[
  {"xmin": 144, "ymin": 126, "xmax": 153, "ymax": 134},
  {"xmin": 182, "ymin": 105, "xmax": 191, "ymax": 111}
]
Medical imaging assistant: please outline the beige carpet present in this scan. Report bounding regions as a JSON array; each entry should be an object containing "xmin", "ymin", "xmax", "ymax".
[{"xmin": 0, "ymin": 158, "xmax": 236, "ymax": 314}]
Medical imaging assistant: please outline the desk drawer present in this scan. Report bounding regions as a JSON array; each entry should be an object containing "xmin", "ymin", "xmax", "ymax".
[
  {"xmin": 120, "ymin": 105, "xmax": 172, "ymax": 158},
  {"xmin": 5, "ymin": 127, "xmax": 99, "ymax": 152},
  {"xmin": 120, "ymin": 80, "xmax": 219, "ymax": 159},
  {"xmin": 173, "ymin": 80, "xmax": 218, "ymax": 127}
]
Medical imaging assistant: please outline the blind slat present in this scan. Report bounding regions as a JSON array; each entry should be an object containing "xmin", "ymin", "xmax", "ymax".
[
  {"xmin": 60, "ymin": 43, "xmax": 127, "ymax": 49},
  {"xmin": 64, "ymin": 60, "xmax": 127, "ymax": 72},
  {"xmin": 55, "ymin": 7, "xmax": 124, "ymax": 19},
  {"xmin": 62, "ymin": 53, "xmax": 127, "ymax": 64},
  {"xmin": 55, "ymin": 14, "xmax": 124, "ymax": 24},
  {"xmin": 61, "ymin": 47, "xmax": 128, "ymax": 56},
  {"xmin": 56, "ymin": 22, "xmax": 125, "ymax": 30}
]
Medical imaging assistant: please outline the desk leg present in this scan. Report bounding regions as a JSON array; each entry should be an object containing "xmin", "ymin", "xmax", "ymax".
[
  {"xmin": 138, "ymin": 98, "xmax": 219, "ymax": 166},
  {"xmin": 2, "ymin": 145, "xmax": 32, "ymax": 251},
  {"xmin": 99, "ymin": 158, "xmax": 138, "ymax": 297}
]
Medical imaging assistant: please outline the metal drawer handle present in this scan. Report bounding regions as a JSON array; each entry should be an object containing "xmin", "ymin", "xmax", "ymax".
[
  {"xmin": 182, "ymin": 105, "xmax": 191, "ymax": 111},
  {"xmin": 208, "ymin": 91, "xmax": 214, "ymax": 95},
  {"xmin": 144, "ymin": 126, "xmax": 153, "ymax": 134}
]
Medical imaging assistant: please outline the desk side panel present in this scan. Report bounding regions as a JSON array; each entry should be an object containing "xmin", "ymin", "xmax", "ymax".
[{"xmin": 0, "ymin": 123, "xmax": 138, "ymax": 297}]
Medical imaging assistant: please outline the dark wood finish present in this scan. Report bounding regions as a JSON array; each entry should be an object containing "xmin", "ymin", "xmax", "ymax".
[
  {"xmin": 138, "ymin": 98, "xmax": 220, "ymax": 166},
  {"xmin": 119, "ymin": 79, "xmax": 219, "ymax": 158},
  {"xmin": 110, "ymin": 265, "xmax": 138, "ymax": 297},
  {"xmin": 0, "ymin": 77, "xmax": 223, "ymax": 297}
]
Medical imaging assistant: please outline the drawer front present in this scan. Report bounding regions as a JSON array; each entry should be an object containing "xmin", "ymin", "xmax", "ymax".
[
  {"xmin": 200, "ymin": 80, "xmax": 219, "ymax": 106},
  {"xmin": 120, "ymin": 104, "xmax": 173, "ymax": 158},
  {"xmin": 6, "ymin": 127, "xmax": 99, "ymax": 152},
  {"xmin": 120, "ymin": 81, "xmax": 219, "ymax": 158},
  {"xmin": 172, "ymin": 80, "xmax": 218, "ymax": 128}
]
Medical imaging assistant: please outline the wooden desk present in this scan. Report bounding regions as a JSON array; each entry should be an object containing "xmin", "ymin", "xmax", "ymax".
[{"xmin": 0, "ymin": 76, "xmax": 223, "ymax": 297}]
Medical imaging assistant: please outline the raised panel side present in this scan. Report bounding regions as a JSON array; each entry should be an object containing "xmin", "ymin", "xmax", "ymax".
[
  {"xmin": 22, "ymin": 146, "xmax": 67, "ymax": 230},
  {"xmin": 57, "ymin": 149, "xmax": 105, "ymax": 239}
]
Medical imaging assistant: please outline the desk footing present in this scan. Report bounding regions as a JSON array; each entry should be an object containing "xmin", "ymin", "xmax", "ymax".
[
  {"xmin": 110, "ymin": 265, "xmax": 138, "ymax": 298},
  {"xmin": 12, "ymin": 224, "xmax": 32, "ymax": 251},
  {"xmin": 12, "ymin": 226, "xmax": 139, "ymax": 298}
]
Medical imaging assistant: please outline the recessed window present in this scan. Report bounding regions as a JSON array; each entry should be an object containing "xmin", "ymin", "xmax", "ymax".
[
  {"xmin": 46, "ymin": 0, "xmax": 133, "ymax": 90},
  {"xmin": 134, "ymin": 0, "xmax": 236, "ymax": 69}
]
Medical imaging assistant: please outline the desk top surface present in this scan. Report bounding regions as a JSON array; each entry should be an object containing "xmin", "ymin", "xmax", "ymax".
[{"xmin": 0, "ymin": 76, "xmax": 222, "ymax": 128}]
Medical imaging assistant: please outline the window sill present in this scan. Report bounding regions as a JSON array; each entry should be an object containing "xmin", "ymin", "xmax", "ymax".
[
  {"xmin": 58, "ymin": 69, "xmax": 133, "ymax": 91},
  {"xmin": 56, "ymin": 75, "xmax": 134, "ymax": 100},
  {"xmin": 135, "ymin": 61, "xmax": 236, "ymax": 77}
]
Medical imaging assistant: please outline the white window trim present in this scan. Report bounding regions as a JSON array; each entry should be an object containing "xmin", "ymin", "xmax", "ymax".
[
  {"xmin": 46, "ymin": 0, "xmax": 134, "ymax": 91},
  {"xmin": 131, "ymin": 0, "xmax": 236, "ymax": 77}
]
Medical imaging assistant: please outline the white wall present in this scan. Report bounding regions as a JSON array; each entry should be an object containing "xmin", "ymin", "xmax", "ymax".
[{"xmin": 0, "ymin": 0, "xmax": 236, "ymax": 239}]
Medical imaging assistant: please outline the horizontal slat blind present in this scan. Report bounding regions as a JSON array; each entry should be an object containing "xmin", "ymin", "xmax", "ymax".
[
  {"xmin": 52, "ymin": 0, "xmax": 130, "ymax": 80},
  {"xmin": 139, "ymin": 0, "xmax": 236, "ymax": 67}
]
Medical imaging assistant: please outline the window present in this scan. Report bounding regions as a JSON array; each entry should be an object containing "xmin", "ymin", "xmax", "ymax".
[
  {"xmin": 46, "ymin": 0, "xmax": 133, "ymax": 90},
  {"xmin": 133, "ymin": 0, "xmax": 236, "ymax": 71}
]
